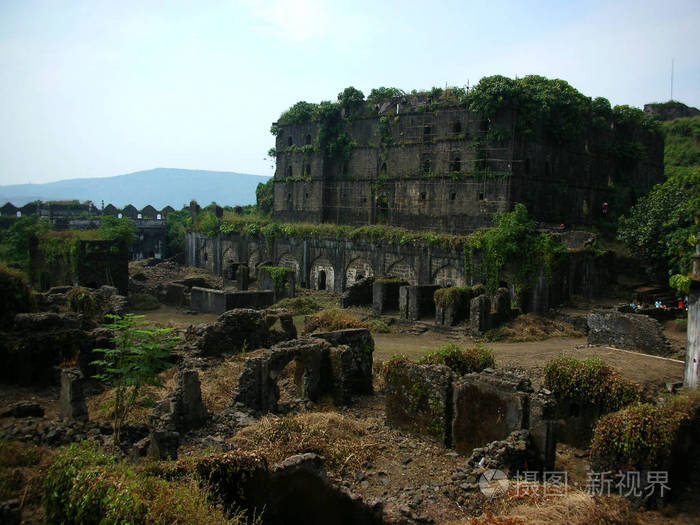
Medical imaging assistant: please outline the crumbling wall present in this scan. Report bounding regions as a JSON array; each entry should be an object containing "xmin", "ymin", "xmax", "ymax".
[
  {"xmin": 399, "ymin": 284, "xmax": 441, "ymax": 321},
  {"xmin": 186, "ymin": 308, "xmax": 296, "ymax": 356},
  {"xmin": 234, "ymin": 330, "xmax": 374, "ymax": 412},
  {"xmin": 372, "ymin": 279, "xmax": 407, "ymax": 315},
  {"xmin": 587, "ymin": 309, "xmax": 671, "ymax": 355},
  {"xmin": 340, "ymin": 276, "xmax": 374, "ymax": 308}
]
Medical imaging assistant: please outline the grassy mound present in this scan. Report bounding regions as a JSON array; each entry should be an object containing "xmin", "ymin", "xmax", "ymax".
[
  {"xmin": 544, "ymin": 357, "xmax": 641, "ymax": 412},
  {"xmin": 416, "ymin": 344, "xmax": 495, "ymax": 375}
]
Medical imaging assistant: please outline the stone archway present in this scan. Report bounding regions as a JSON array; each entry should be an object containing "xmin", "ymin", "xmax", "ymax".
[
  {"xmin": 278, "ymin": 253, "xmax": 301, "ymax": 282},
  {"xmin": 385, "ymin": 259, "xmax": 417, "ymax": 285},
  {"xmin": 310, "ymin": 257, "xmax": 335, "ymax": 292},
  {"xmin": 346, "ymin": 257, "xmax": 374, "ymax": 287},
  {"xmin": 433, "ymin": 264, "xmax": 465, "ymax": 287}
]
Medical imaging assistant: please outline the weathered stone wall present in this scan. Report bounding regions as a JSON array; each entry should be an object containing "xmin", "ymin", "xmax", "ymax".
[
  {"xmin": 234, "ymin": 330, "xmax": 374, "ymax": 411},
  {"xmin": 587, "ymin": 309, "xmax": 671, "ymax": 355},
  {"xmin": 373, "ymin": 280, "xmax": 408, "ymax": 315},
  {"xmin": 452, "ymin": 372, "xmax": 530, "ymax": 455},
  {"xmin": 272, "ymin": 98, "xmax": 663, "ymax": 233},
  {"xmin": 384, "ymin": 360, "xmax": 453, "ymax": 445}
]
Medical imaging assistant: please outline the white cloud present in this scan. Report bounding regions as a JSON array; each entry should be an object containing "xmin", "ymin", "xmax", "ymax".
[{"xmin": 243, "ymin": 0, "xmax": 333, "ymax": 43}]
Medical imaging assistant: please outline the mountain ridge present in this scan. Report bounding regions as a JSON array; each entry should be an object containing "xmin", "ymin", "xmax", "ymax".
[{"xmin": 0, "ymin": 168, "xmax": 271, "ymax": 208}]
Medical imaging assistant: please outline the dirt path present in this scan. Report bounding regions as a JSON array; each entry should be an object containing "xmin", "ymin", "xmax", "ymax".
[{"xmin": 373, "ymin": 332, "xmax": 684, "ymax": 387}]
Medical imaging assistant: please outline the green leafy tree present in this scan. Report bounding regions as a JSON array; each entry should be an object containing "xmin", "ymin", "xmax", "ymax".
[
  {"xmin": 92, "ymin": 314, "xmax": 177, "ymax": 443},
  {"xmin": 165, "ymin": 208, "xmax": 192, "ymax": 257},
  {"xmin": 337, "ymin": 86, "xmax": 365, "ymax": 116},
  {"xmin": 618, "ymin": 116, "xmax": 700, "ymax": 277},
  {"xmin": 367, "ymin": 87, "xmax": 405, "ymax": 104},
  {"xmin": 98, "ymin": 216, "xmax": 136, "ymax": 246},
  {"xmin": 0, "ymin": 215, "xmax": 50, "ymax": 272},
  {"xmin": 256, "ymin": 178, "xmax": 274, "ymax": 216}
]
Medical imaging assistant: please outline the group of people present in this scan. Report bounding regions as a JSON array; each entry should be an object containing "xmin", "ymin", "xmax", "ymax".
[{"xmin": 628, "ymin": 297, "xmax": 688, "ymax": 311}]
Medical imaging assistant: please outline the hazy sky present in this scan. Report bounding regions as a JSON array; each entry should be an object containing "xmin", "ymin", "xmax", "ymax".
[{"xmin": 1, "ymin": 0, "xmax": 699, "ymax": 185}]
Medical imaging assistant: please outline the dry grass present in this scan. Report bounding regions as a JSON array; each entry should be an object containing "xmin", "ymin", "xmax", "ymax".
[
  {"xmin": 449, "ymin": 485, "xmax": 640, "ymax": 525},
  {"xmin": 86, "ymin": 367, "xmax": 178, "ymax": 425},
  {"xmin": 230, "ymin": 412, "xmax": 378, "ymax": 477},
  {"xmin": 484, "ymin": 314, "xmax": 583, "ymax": 343},
  {"xmin": 303, "ymin": 308, "xmax": 368, "ymax": 334},
  {"xmin": 0, "ymin": 440, "xmax": 55, "ymax": 508},
  {"xmin": 198, "ymin": 355, "xmax": 252, "ymax": 413}
]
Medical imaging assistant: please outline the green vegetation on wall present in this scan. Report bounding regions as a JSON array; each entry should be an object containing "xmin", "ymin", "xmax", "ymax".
[
  {"xmin": 544, "ymin": 356, "xmax": 641, "ymax": 412},
  {"xmin": 618, "ymin": 115, "xmax": 700, "ymax": 279}
]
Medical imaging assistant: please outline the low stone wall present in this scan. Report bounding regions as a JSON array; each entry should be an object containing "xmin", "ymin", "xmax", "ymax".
[
  {"xmin": 190, "ymin": 287, "xmax": 275, "ymax": 313},
  {"xmin": 384, "ymin": 360, "xmax": 453, "ymax": 445},
  {"xmin": 384, "ymin": 366, "xmax": 556, "ymax": 467},
  {"xmin": 587, "ymin": 309, "xmax": 671, "ymax": 355},
  {"xmin": 195, "ymin": 452, "xmax": 385, "ymax": 525}
]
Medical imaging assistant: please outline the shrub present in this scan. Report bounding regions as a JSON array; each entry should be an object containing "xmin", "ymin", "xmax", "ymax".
[
  {"xmin": 417, "ymin": 343, "xmax": 495, "ymax": 375},
  {"xmin": 43, "ymin": 442, "xmax": 233, "ymax": 524},
  {"xmin": 303, "ymin": 308, "xmax": 367, "ymax": 333},
  {"xmin": 591, "ymin": 392, "xmax": 700, "ymax": 470},
  {"xmin": 92, "ymin": 314, "xmax": 177, "ymax": 442},
  {"xmin": 544, "ymin": 357, "xmax": 641, "ymax": 412},
  {"xmin": 0, "ymin": 263, "xmax": 35, "ymax": 330},
  {"xmin": 367, "ymin": 319, "xmax": 391, "ymax": 334},
  {"xmin": 274, "ymin": 295, "xmax": 321, "ymax": 316},
  {"xmin": 128, "ymin": 292, "xmax": 160, "ymax": 310},
  {"xmin": 66, "ymin": 287, "xmax": 98, "ymax": 317},
  {"xmin": 433, "ymin": 286, "xmax": 472, "ymax": 309}
]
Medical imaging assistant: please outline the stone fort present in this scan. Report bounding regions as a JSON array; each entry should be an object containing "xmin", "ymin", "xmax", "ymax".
[{"xmin": 272, "ymin": 89, "xmax": 663, "ymax": 233}]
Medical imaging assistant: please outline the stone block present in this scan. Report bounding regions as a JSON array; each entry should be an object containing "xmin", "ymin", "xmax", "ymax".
[
  {"xmin": 340, "ymin": 277, "xmax": 374, "ymax": 308},
  {"xmin": 452, "ymin": 372, "xmax": 529, "ymax": 455},
  {"xmin": 190, "ymin": 286, "xmax": 228, "ymax": 314},
  {"xmin": 59, "ymin": 368, "xmax": 87, "ymax": 421},
  {"xmin": 149, "ymin": 429, "xmax": 179, "ymax": 460},
  {"xmin": 399, "ymin": 285, "xmax": 441, "ymax": 321},
  {"xmin": 384, "ymin": 360, "xmax": 453, "ymax": 445},
  {"xmin": 225, "ymin": 291, "xmax": 274, "ymax": 310},
  {"xmin": 164, "ymin": 282, "xmax": 187, "ymax": 306},
  {"xmin": 179, "ymin": 368, "xmax": 208, "ymax": 430},
  {"xmin": 469, "ymin": 294, "xmax": 491, "ymax": 336},
  {"xmin": 236, "ymin": 264, "xmax": 249, "ymax": 291},
  {"xmin": 587, "ymin": 309, "xmax": 671, "ymax": 355},
  {"xmin": 372, "ymin": 279, "xmax": 407, "ymax": 315}
]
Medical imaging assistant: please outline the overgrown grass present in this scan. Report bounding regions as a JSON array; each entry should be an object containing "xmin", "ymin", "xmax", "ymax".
[
  {"xmin": 128, "ymin": 292, "xmax": 161, "ymax": 310},
  {"xmin": 416, "ymin": 343, "xmax": 495, "ymax": 375},
  {"xmin": 591, "ymin": 390, "xmax": 700, "ymax": 471},
  {"xmin": 0, "ymin": 263, "xmax": 35, "ymax": 330},
  {"xmin": 67, "ymin": 286, "xmax": 98, "ymax": 317},
  {"xmin": 303, "ymin": 308, "xmax": 368, "ymax": 333},
  {"xmin": 0, "ymin": 440, "xmax": 55, "ymax": 508},
  {"xmin": 43, "ymin": 442, "xmax": 241, "ymax": 524},
  {"xmin": 274, "ymin": 295, "xmax": 322, "ymax": 316},
  {"xmin": 483, "ymin": 314, "xmax": 583, "ymax": 342},
  {"xmin": 230, "ymin": 412, "xmax": 376, "ymax": 477},
  {"xmin": 544, "ymin": 357, "xmax": 641, "ymax": 412}
]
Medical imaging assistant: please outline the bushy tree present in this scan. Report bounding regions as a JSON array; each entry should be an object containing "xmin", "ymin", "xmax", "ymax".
[
  {"xmin": 256, "ymin": 178, "xmax": 274, "ymax": 216},
  {"xmin": 98, "ymin": 216, "xmax": 136, "ymax": 246}
]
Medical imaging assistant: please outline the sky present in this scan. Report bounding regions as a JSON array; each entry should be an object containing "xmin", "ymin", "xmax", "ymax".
[{"xmin": 1, "ymin": 0, "xmax": 699, "ymax": 185}]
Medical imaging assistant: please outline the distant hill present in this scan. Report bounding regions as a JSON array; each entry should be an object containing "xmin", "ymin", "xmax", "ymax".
[
  {"xmin": 0, "ymin": 168, "xmax": 271, "ymax": 208},
  {"xmin": 644, "ymin": 101, "xmax": 700, "ymax": 122}
]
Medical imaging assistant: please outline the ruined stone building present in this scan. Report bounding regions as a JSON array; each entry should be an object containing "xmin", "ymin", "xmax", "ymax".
[{"xmin": 272, "ymin": 90, "xmax": 663, "ymax": 234}]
